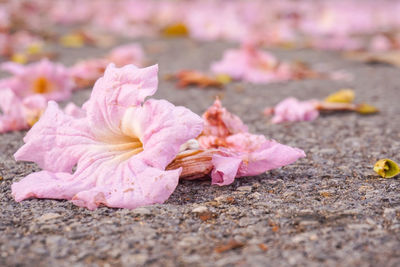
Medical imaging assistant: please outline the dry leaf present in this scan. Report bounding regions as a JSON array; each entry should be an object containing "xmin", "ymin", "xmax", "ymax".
[
  {"xmin": 173, "ymin": 70, "xmax": 226, "ymax": 89},
  {"xmin": 214, "ymin": 240, "xmax": 244, "ymax": 253},
  {"xmin": 60, "ymin": 33, "xmax": 84, "ymax": 48},
  {"xmin": 356, "ymin": 103, "xmax": 379, "ymax": 114},
  {"xmin": 258, "ymin": 243, "xmax": 268, "ymax": 251},
  {"xmin": 374, "ymin": 159, "xmax": 400, "ymax": 178},
  {"xmin": 162, "ymin": 23, "xmax": 189, "ymax": 37},
  {"xmin": 345, "ymin": 51, "xmax": 400, "ymax": 68},
  {"xmin": 324, "ymin": 89, "xmax": 355, "ymax": 103}
]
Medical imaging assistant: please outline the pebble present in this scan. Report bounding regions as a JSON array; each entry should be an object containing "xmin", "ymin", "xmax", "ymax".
[
  {"xmin": 191, "ymin": 206, "xmax": 208, "ymax": 213},
  {"xmin": 36, "ymin": 213, "xmax": 61, "ymax": 222},
  {"xmin": 236, "ymin": 186, "xmax": 252, "ymax": 192},
  {"xmin": 132, "ymin": 207, "xmax": 151, "ymax": 215}
]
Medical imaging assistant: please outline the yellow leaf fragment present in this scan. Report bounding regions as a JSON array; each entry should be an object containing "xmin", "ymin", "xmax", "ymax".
[
  {"xmin": 162, "ymin": 23, "xmax": 189, "ymax": 37},
  {"xmin": 11, "ymin": 53, "xmax": 27, "ymax": 64},
  {"xmin": 356, "ymin": 103, "xmax": 379, "ymax": 114},
  {"xmin": 215, "ymin": 74, "xmax": 232, "ymax": 85},
  {"xmin": 324, "ymin": 89, "xmax": 355, "ymax": 103},
  {"xmin": 60, "ymin": 33, "xmax": 84, "ymax": 48},
  {"xmin": 26, "ymin": 43, "xmax": 43, "ymax": 55},
  {"xmin": 374, "ymin": 159, "xmax": 400, "ymax": 178}
]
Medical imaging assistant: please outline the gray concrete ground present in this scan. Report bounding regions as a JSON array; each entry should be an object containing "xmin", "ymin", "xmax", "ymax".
[{"xmin": 1, "ymin": 38, "xmax": 400, "ymax": 266}]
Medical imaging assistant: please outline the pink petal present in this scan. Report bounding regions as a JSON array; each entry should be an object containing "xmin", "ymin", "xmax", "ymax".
[
  {"xmin": 201, "ymin": 98, "xmax": 247, "ymax": 139},
  {"xmin": 270, "ymin": 97, "xmax": 319, "ymax": 123},
  {"xmin": 14, "ymin": 101, "xmax": 95, "ymax": 173},
  {"xmin": 122, "ymin": 99, "xmax": 203, "ymax": 169},
  {"xmin": 84, "ymin": 63, "xmax": 158, "ymax": 139},
  {"xmin": 107, "ymin": 43, "xmax": 145, "ymax": 67},
  {"xmin": 0, "ymin": 88, "xmax": 27, "ymax": 133},
  {"xmin": 211, "ymin": 154, "xmax": 242, "ymax": 186},
  {"xmin": 236, "ymin": 139, "xmax": 306, "ymax": 177},
  {"xmin": 12, "ymin": 157, "xmax": 181, "ymax": 210}
]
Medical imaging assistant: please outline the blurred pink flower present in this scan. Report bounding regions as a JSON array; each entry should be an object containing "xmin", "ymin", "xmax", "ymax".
[
  {"xmin": 198, "ymin": 99, "xmax": 305, "ymax": 185},
  {"xmin": 0, "ymin": 59, "xmax": 74, "ymax": 101},
  {"xmin": 70, "ymin": 43, "xmax": 145, "ymax": 89},
  {"xmin": 12, "ymin": 64, "xmax": 203, "ymax": 210},
  {"xmin": 0, "ymin": 88, "xmax": 47, "ymax": 133},
  {"xmin": 107, "ymin": 43, "xmax": 145, "ymax": 67},
  {"xmin": 69, "ymin": 58, "xmax": 108, "ymax": 89},
  {"xmin": 265, "ymin": 97, "xmax": 319, "ymax": 123},
  {"xmin": 211, "ymin": 44, "xmax": 294, "ymax": 83}
]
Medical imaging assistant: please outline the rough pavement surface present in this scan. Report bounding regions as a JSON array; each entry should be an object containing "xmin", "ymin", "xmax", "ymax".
[{"xmin": 1, "ymin": 38, "xmax": 400, "ymax": 267}]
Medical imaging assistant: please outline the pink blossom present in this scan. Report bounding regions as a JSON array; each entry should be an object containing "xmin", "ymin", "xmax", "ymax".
[
  {"xmin": 211, "ymin": 45, "xmax": 296, "ymax": 84},
  {"xmin": 69, "ymin": 43, "xmax": 145, "ymax": 89},
  {"xmin": 266, "ymin": 97, "xmax": 319, "ymax": 124},
  {"xmin": 69, "ymin": 58, "xmax": 108, "ymax": 89},
  {"xmin": 107, "ymin": 43, "xmax": 145, "ymax": 67},
  {"xmin": 0, "ymin": 88, "xmax": 47, "ymax": 133},
  {"xmin": 12, "ymin": 64, "xmax": 203, "ymax": 210},
  {"xmin": 198, "ymin": 99, "xmax": 305, "ymax": 185},
  {"xmin": 0, "ymin": 59, "xmax": 74, "ymax": 101}
]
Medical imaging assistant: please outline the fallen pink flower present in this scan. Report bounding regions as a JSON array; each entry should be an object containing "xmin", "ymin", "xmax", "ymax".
[
  {"xmin": 70, "ymin": 43, "xmax": 145, "ymax": 89},
  {"xmin": 69, "ymin": 58, "xmax": 108, "ymax": 89},
  {"xmin": 172, "ymin": 99, "xmax": 306, "ymax": 186},
  {"xmin": 265, "ymin": 97, "xmax": 320, "ymax": 124},
  {"xmin": 211, "ymin": 44, "xmax": 317, "ymax": 83},
  {"xmin": 107, "ymin": 43, "xmax": 145, "ymax": 68},
  {"xmin": 265, "ymin": 95, "xmax": 379, "ymax": 124},
  {"xmin": 0, "ymin": 88, "xmax": 47, "ymax": 133},
  {"xmin": 0, "ymin": 59, "xmax": 74, "ymax": 101},
  {"xmin": 12, "ymin": 63, "xmax": 203, "ymax": 210}
]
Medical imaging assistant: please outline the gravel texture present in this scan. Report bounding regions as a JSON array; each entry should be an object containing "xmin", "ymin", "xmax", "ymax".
[{"xmin": 1, "ymin": 38, "xmax": 400, "ymax": 267}]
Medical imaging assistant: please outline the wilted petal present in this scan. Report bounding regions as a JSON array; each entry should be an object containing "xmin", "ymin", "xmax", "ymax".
[{"xmin": 211, "ymin": 154, "xmax": 242, "ymax": 186}]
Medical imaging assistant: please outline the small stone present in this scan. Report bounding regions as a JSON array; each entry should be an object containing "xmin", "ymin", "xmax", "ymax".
[
  {"xmin": 318, "ymin": 148, "xmax": 337, "ymax": 155},
  {"xmin": 36, "ymin": 213, "xmax": 61, "ymax": 222},
  {"xmin": 132, "ymin": 207, "xmax": 151, "ymax": 215},
  {"xmin": 248, "ymin": 192, "xmax": 261, "ymax": 200},
  {"xmin": 236, "ymin": 186, "xmax": 252, "ymax": 192},
  {"xmin": 191, "ymin": 206, "xmax": 208, "ymax": 213},
  {"xmin": 121, "ymin": 254, "xmax": 148, "ymax": 265}
]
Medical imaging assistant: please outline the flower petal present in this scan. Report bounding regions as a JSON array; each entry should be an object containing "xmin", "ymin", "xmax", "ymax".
[
  {"xmin": 12, "ymin": 158, "xmax": 181, "ymax": 210},
  {"xmin": 14, "ymin": 101, "xmax": 95, "ymax": 173},
  {"xmin": 211, "ymin": 154, "xmax": 242, "ymax": 186},
  {"xmin": 84, "ymin": 64, "xmax": 158, "ymax": 140},
  {"xmin": 122, "ymin": 99, "xmax": 203, "ymax": 169}
]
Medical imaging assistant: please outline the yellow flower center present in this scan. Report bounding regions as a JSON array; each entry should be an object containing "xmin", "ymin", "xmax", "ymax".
[{"xmin": 32, "ymin": 77, "xmax": 53, "ymax": 94}]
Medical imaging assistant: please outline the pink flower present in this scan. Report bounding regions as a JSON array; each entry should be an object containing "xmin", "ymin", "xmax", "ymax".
[
  {"xmin": 69, "ymin": 43, "xmax": 145, "ymax": 89},
  {"xmin": 211, "ymin": 44, "xmax": 296, "ymax": 84},
  {"xmin": 265, "ymin": 97, "xmax": 319, "ymax": 124},
  {"xmin": 197, "ymin": 99, "xmax": 305, "ymax": 185},
  {"xmin": 107, "ymin": 43, "xmax": 145, "ymax": 67},
  {"xmin": 0, "ymin": 59, "xmax": 74, "ymax": 101},
  {"xmin": 12, "ymin": 64, "xmax": 203, "ymax": 210},
  {"xmin": 0, "ymin": 88, "xmax": 47, "ymax": 133},
  {"xmin": 69, "ymin": 58, "xmax": 108, "ymax": 89}
]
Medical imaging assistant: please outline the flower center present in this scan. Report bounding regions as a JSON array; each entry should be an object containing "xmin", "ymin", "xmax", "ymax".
[
  {"xmin": 32, "ymin": 77, "xmax": 53, "ymax": 94},
  {"xmin": 108, "ymin": 136, "xmax": 144, "ymax": 162}
]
